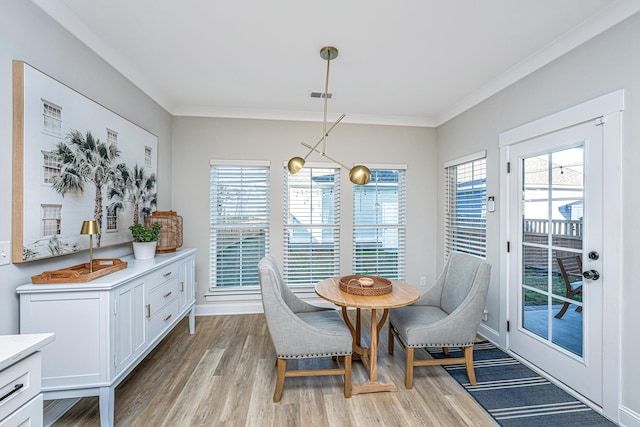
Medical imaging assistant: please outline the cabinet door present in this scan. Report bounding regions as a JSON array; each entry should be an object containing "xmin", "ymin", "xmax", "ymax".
[
  {"xmin": 114, "ymin": 280, "xmax": 146, "ymax": 374},
  {"xmin": 179, "ymin": 256, "xmax": 195, "ymax": 312}
]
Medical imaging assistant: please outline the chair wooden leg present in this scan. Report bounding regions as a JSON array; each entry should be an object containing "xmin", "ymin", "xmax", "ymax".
[
  {"xmin": 463, "ymin": 346, "xmax": 477, "ymax": 386},
  {"xmin": 274, "ymin": 358, "xmax": 286, "ymax": 402},
  {"xmin": 555, "ymin": 301, "xmax": 570, "ymax": 319},
  {"xmin": 405, "ymin": 347, "xmax": 414, "ymax": 389},
  {"xmin": 344, "ymin": 354, "xmax": 352, "ymax": 398},
  {"xmin": 388, "ymin": 324, "xmax": 395, "ymax": 355},
  {"xmin": 442, "ymin": 346, "xmax": 449, "ymax": 356}
]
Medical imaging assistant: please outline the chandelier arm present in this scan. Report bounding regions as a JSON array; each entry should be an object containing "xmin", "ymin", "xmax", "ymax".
[
  {"xmin": 300, "ymin": 114, "xmax": 346, "ymax": 161},
  {"xmin": 301, "ymin": 142, "xmax": 351, "ymax": 171}
]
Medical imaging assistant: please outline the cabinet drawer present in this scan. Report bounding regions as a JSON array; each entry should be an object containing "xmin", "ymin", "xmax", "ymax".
[
  {"xmin": 0, "ymin": 353, "xmax": 41, "ymax": 422},
  {"xmin": 146, "ymin": 276, "xmax": 180, "ymax": 318},
  {"xmin": 145, "ymin": 263, "xmax": 179, "ymax": 291},
  {"xmin": 148, "ymin": 298, "xmax": 179, "ymax": 338},
  {"xmin": 0, "ymin": 394, "xmax": 43, "ymax": 427}
]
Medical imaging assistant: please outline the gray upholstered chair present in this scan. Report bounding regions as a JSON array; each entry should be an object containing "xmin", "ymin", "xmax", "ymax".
[
  {"xmin": 258, "ymin": 255, "xmax": 353, "ymax": 402},
  {"xmin": 388, "ymin": 252, "xmax": 491, "ymax": 388}
]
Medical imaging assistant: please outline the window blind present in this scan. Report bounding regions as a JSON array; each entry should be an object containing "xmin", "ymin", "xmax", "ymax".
[
  {"xmin": 283, "ymin": 166, "xmax": 340, "ymax": 285},
  {"xmin": 353, "ymin": 169, "xmax": 406, "ymax": 279},
  {"xmin": 444, "ymin": 157, "xmax": 487, "ymax": 260},
  {"xmin": 210, "ymin": 162, "xmax": 270, "ymax": 288}
]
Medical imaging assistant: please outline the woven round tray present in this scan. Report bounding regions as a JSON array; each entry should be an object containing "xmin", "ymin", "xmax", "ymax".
[{"xmin": 339, "ymin": 275, "xmax": 392, "ymax": 296}]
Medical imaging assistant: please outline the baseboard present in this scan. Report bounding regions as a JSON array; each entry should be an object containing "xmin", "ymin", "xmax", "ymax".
[
  {"xmin": 43, "ymin": 398, "xmax": 81, "ymax": 427},
  {"xmin": 477, "ymin": 323, "xmax": 499, "ymax": 345},
  {"xmin": 620, "ymin": 405, "xmax": 640, "ymax": 427}
]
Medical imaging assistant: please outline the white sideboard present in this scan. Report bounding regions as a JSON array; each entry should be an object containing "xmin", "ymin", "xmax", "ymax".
[
  {"xmin": 17, "ymin": 248, "xmax": 196, "ymax": 427},
  {"xmin": 0, "ymin": 333, "xmax": 54, "ymax": 427}
]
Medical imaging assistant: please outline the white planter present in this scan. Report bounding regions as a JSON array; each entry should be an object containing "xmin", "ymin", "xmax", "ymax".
[{"xmin": 132, "ymin": 241, "xmax": 157, "ymax": 260}]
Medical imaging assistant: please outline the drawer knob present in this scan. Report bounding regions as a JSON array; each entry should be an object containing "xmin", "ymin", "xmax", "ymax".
[
  {"xmin": 163, "ymin": 271, "xmax": 172, "ymax": 277},
  {"xmin": 0, "ymin": 383, "xmax": 24, "ymax": 403},
  {"xmin": 146, "ymin": 304, "xmax": 151, "ymax": 318},
  {"xmin": 163, "ymin": 291, "xmax": 172, "ymax": 298},
  {"xmin": 164, "ymin": 314, "xmax": 172, "ymax": 321}
]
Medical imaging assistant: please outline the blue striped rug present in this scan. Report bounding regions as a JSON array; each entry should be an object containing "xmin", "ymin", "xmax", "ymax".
[{"xmin": 427, "ymin": 342, "xmax": 616, "ymax": 426}]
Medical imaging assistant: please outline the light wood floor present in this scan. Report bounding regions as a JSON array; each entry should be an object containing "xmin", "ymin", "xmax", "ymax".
[{"xmin": 52, "ymin": 312, "xmax": 498, "ymax": 426}]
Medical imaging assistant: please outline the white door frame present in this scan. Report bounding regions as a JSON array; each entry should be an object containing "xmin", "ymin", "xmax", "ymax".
[{"xmin": 499, "ymin": 90, "xmax": 623, "ymax": 420}]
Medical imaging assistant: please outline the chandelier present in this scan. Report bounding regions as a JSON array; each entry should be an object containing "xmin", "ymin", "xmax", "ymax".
[{"xmin": 287, "ymin": 46, "xmax": 371, "ymax": 185}]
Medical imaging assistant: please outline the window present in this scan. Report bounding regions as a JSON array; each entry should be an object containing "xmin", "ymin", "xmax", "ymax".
[
  {"xmin": 353, "ymin": 168, "xmax": 406, "ymax": 279},
  {"xmin": 284, "ymin": 165, "xmax": 340, "ymax": 285},
  {"xmin": 107, "ymin": 129, "xmax": 118, "ymax": 145},
  {"xmin": 145, "ymin": 146, "xmax": 152, "ymax": 168},
  {"xmin": 42, "ymin": 101, "xmax": 62, "ymax": 136},
  {"xmin": 444, "ymin": 152, "xmax": 487, "ymax": 259},
  {"xmin": 106, "ymin": 202, "xmax": 122, "ymax": 232},
  {"xmin": 42, "ymin": 151, "xmax": 61, "ymax": 184},
  {"xmin": 210, "ymin": 161, "xmax": 270, "ymax": 288},
  {"xmin": 42, "ymin": 204, "xmax": 62, "ymax": 236}
]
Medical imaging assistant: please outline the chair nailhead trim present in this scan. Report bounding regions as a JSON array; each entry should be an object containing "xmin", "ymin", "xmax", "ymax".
[{"xmin": 278, "ymin": 351, "xmax": 351, "ymax": 359}]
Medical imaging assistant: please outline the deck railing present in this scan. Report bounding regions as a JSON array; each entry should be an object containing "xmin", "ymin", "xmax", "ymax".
[{"xmin": 523, "ymin": 219, "xmax": 582, "ymax": 272}]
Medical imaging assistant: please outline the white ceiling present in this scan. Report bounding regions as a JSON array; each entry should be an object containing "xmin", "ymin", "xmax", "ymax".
[{"xmin": 31, "ymin": 0, "xmax": 640, "ymax": 127}]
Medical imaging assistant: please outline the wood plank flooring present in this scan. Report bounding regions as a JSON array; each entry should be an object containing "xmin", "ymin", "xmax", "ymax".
[{"xmin": 52, "ymin": 312, "xmax": 498, "ymax": 426}]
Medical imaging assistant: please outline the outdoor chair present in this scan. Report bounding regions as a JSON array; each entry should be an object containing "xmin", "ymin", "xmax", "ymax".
[
  {"xmin": 388, "ymin": 252, "xmax": 491, "ymax": 388},
  {"xmin": 258, "ymin": 255, "xmax": 352, "ymax": 402},
  {"xmin": 555, "ymin": 255, "xmax": 583, "ymax": 319}
]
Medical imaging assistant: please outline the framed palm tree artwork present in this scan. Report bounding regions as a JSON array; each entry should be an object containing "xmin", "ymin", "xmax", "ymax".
[{"xmin": 12, "ymin": 61, "xmax": 158, "ymax": 263}]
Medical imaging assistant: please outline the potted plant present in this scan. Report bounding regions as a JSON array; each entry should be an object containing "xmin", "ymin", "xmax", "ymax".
[{"xmin": 129, "ymin": 223, "xmax": 162, "ymax": 260}]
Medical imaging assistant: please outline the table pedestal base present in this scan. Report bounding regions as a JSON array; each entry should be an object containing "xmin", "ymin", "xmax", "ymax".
[{"xmin": 352, "ymin": 381, "xmax": 398, "ymax": 395}]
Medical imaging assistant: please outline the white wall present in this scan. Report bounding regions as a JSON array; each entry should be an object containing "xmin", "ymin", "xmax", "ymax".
[
  {"xmin": 0, "ymin": 1, "xmax": 173, "ymax": 334},
  {"xmin": 171, "ymin": 117, "xmax": 438, "ymax": 305},
  {"xmin": 436, "ymin": 12, "xmax": 640, "ymax": 423}
]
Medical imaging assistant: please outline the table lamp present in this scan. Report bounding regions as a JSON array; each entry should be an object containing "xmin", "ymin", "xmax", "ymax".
[{"xmin": 80, "ymin": 220, "xmax": 100, "ymax": 273}]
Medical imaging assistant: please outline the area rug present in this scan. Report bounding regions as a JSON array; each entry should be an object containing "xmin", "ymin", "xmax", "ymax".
[{"xmin": 426, "ymin": 342, "xmax": 616, "ymax": 426}]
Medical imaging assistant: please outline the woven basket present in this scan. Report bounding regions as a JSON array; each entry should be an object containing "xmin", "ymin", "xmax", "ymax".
[{"xmin": 339, "ymin": 275, "xmax": 392, "ymax": 296}]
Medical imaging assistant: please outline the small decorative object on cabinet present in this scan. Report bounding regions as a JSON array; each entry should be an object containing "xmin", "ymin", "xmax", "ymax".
[
  {"xmin": 0, "ymin": 333, "xmax": 54, "ymax": 427},
  {"xmin": 129, "ymin": 223, "xmax": 161, "ymax": 260},
  {"xmin": 145, "ymin": 211, "xmax": 183, "ymax": 253},
  {"xmin": 17, "ymin": 249, "xmax": 196, "ymax": 427}
]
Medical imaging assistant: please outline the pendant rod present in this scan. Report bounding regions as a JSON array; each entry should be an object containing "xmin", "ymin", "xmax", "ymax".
[
  {"xmin": 322, "ymin": 48, "xmax": 332, "ymax": 154},
  {"xmin": 300, "ymin": 114, "xmax": 346, "ymax": 161}
]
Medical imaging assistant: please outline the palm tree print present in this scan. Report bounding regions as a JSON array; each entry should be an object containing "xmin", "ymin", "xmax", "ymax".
[
  {"xmin": 51, "ymin": 130, "xmax": 124, "ymax": 246},
  {"xmin": 109, "ymin": 164, "xmax": 157, "ymax": 225}
]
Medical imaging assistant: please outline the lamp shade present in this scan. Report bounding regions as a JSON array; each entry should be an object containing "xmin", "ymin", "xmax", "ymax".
[
  {"xmin": 349, "ymin": 165, "xmax": 372, "ymax": 185},
  {"xmin": 287, "ymin": 157, "xmax": 305, "ymax": 174},
  {"xmin": 80, "ymin": 220, "xmax": 100, "ymax": 235}
]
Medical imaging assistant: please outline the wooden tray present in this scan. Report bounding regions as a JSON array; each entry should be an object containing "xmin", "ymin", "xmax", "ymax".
[
  {"xmin": 339, "ymin": 275, "xmax": 392, "ymax": 296},
  {"xmin": 31, "ymin": 258, "xmax": 128, "ymax": 284}
]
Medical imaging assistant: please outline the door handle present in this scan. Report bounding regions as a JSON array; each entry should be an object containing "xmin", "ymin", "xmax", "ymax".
[{"xmin": 583, "ymin": 270, "xmax": 600, "ymax": 280}]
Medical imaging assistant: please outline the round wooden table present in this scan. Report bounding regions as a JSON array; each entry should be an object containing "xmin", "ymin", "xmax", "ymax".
[{"xmin": 315, "ymin": 277, "xmax": 420, "ymax": 395}]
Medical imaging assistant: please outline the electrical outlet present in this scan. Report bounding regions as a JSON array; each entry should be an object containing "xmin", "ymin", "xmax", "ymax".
[
  {"xmin": 0, "ymin": 241, "xmax": 10, "ymax": 266},
  {"xmin": 482, "ymin": 309, "xmax": 489, "ymax": 322},
  {"xmin": 419, "ymin": 276, "xmax": 426, "ymax": 286}
]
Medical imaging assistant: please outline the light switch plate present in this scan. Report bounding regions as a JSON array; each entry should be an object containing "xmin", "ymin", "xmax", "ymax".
[{"xmin": 0, "ymin": 241, "xmax": 10, "ymax": 265}]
